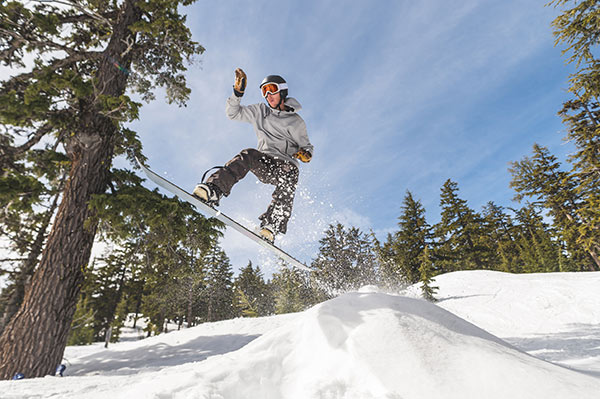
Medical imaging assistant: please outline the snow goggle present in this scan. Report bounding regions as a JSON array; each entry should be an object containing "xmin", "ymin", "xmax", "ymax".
[{"xmin": 261, "ymin": 82, "xmax": 287, "ymax": 97}]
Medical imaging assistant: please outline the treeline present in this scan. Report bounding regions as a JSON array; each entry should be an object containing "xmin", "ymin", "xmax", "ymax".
[
  {"xmin": 379, "ymin": 175, "xmax": 598, "ymax": 291},
  {"xmin": 65, "ymin": 158, "xmax": 600, "ymax": 344},
  {"xmin": 65, "ymin": 222, "xmax": 382, "ymax": 345}
]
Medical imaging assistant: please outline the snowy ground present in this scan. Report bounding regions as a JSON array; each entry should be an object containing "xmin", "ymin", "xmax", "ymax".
[{"xmin": 2, "ymin": 270, "xmax": 599, "ymax": 398}]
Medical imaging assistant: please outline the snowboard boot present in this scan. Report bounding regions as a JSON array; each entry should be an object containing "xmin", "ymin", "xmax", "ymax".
[
  {"xmin": 192, "ymin": 183, "xmax": 222, "ymax": 206},
  {"xmin": 259, "ymin": 224, "xmax": 276, "ymax": 244}
]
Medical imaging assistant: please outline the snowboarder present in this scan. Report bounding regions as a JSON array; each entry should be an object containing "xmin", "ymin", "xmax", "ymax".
[{"xmin": 193, "ymin": 68, "xmax": 313, "ymax": 243}]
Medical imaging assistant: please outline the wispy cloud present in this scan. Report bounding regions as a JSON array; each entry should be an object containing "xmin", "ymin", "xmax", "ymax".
[{"xmin": 129, "ymin": 0, "xmax": 570, "ymax": 273}]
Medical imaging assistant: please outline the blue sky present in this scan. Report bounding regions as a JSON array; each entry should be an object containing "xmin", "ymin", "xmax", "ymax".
[{"xmin": 130, "ymin": 0, "xmax": 574, "ymax": 274}]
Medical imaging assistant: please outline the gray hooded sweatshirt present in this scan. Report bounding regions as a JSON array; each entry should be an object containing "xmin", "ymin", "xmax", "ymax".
[{"xmin": 225, "ymin": 95, "xmax": 313, "ymax": 166}]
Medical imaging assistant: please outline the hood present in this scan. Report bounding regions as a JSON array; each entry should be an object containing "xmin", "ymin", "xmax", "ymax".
[
  {"xmin": 283, "ymin": 97, "xmax": 302, "ymax": 112},
  {"xmin": 278, "ymin": 97, "xmax": 302, "ymax": 112}
]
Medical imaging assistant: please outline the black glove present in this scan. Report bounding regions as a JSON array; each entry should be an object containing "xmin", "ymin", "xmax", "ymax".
[{"xmin": 233, "ymin": 68, "xmax": 246, "ymax": 97}]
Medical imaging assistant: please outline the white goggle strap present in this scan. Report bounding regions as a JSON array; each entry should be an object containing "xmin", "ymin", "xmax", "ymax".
[{"xmin": 275, "ymin": 82, "xmax": 288, "ymax": 91}]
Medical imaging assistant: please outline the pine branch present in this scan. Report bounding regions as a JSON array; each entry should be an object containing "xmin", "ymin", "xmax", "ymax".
[
  {"xmin": 0, "ymin": 123, "xmax": 52, "ymax": 170},
  {"xmin": 576, "ymin": 92, "xmax": 600, "ymax": 126},
  {"xmin": 36, "ymin": 0, "xmax": 113, "ymax": 27},
  {"xmin": 0, "ymin": 23, "xmax": 78, "ymax": 58},
  {"xmin": 1, "ymin": 51, "xmax": 102, "ymax": 95}
]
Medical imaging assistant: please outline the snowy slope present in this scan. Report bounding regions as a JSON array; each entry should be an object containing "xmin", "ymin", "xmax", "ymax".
[
  {"xmin": 1, "ymin": 271, "xmax": 599, "ymax": 399},
  {"xmin": 414, "ymin": 270, "xmax": 600, "ymax": 374}
]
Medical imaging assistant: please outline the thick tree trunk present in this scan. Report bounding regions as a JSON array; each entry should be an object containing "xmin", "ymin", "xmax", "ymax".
[
  {"xmin": 0, "ymin": 0, "xmax": 140, "ymax": 379},
  {"xmin": 0, "ymin": 138, "xmax": 113, "ymax": 379},
  {"xmin": 0, "ymin": 174, "xmax": 65, "ymax": 334}
]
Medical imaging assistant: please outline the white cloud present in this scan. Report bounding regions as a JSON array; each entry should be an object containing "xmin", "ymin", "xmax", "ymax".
[{"xmin": 128, "ymin": 0, "xmax": 570, "ymax": 272}]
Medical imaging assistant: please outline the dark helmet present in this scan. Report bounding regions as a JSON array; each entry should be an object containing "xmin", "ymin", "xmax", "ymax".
[{"xmin": 260, "ymin": 75, "xmax": 288, "ymax": 100}]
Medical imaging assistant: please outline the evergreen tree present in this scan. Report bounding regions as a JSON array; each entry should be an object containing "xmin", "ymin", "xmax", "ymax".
[
  {"xmin": 508, "ymin": 0, "xmax": 600, "ymax": 271},
  {"xmin": 85, "ymin": 249, "xmax": 131, "ymax": 341},
  {"xmin": 550, "ymin": 0, "xmax": 600, "ymax": 269},
  {"xmin": 203, "ymin": 248, "xmax": 235, "ymax": 323},
  {"xmin": 91, "ymin": 172, "xmax": 221, "ymax": 330},
  {"xmin": 418, "ymin": 247, "xmax": 438, "ymax": 302},
  {"xmin": 512, "ymin": 204, "xmax": 561, "ymax": 273},
  {"xmin": 271, "ymin": 266, "xmax": 320, "ymax": 314},
  {"xmin": 74, "ymin": 176, "xmax": 222, "ymax": 337},
  {"xmin": 311, "ymin": 223, "xmax": 379, "ymax": 296},
  {"xmin": 509, "ymin": 144, "xmax": 595, "ymax": 270},
  {"xmin": 234, "ymin": 262, "xmax": 273, "ymax": 317},
  {"xmin": 380, "ymin": 191, "xmax": 431, "ymax": 285},
  {"xmin": 0, "ymin": 0, "xmax": 204, "ymax": 379},
  {"xmin": 435, "ymin": 179, "xmax": 490, "ymax": 272},
  {"xmin": 109, "ymin": 296, "xmax": 129, "ymax": 344},
  {"xmin": 236, "ymin": 290, "xmax": 259, "ymax": 318},
  {"xmin": 481, "ymin": 202, "xmax": 521, "ymax": 273},
  {"xmin": 66, "ymin": 297, "xmax": 95, "ymax": 346}
]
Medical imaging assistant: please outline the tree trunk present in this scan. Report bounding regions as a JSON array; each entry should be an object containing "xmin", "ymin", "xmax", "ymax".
[
  {"xmin": 0, "ymin": 137, "xmax": 113, "ymax": 379},
  {"xmin": 187, "ymin": 282, "xmax": 195, "ymax": 328},
  {"xmin": 0, "ymin": 172, "xmax": 66, "ymax": 334},
  {"xmin": 589, "ymin": 246, "xmax": 600, "ymax": 271},
  {"xmin": 0, "ymin": 0, "xmax": 140, "ymax": 379}
]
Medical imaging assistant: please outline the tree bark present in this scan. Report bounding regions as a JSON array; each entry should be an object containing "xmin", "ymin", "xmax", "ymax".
[
  {"xmin": 589, "ymin": 246, "xmax": 600, "ymax": 271},
  {"xmin": 0, "ymin": 172, "xmax": 66, "ymax": 334},
  {"xmin": 0, "ymin": 0, "xmax": 140, "ymax": 379},
  {"xmin": 0, "ymin": 137, "xmax": 113, "ymax": 379}
]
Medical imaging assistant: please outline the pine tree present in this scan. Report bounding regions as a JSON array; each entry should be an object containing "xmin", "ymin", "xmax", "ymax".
[
  {"xmin": 311, "ymin": 223, "xmax": 379, "ymax": 296},
  {"xmin": 435, "ymin": 179, "xmax": 489, "ymax": 272},
  {"xmin": 234, "ymin": 262, "xmax": 273, "ymax": 317},
  {"xmin": 0, "ymin": 0, "xmax": 204, "ymax": 379},
  {"xmin": 91, "ymin": 173, "xmax": 222, "ymax": 329},
  {"xmin": 236, "ymin": 290, "xmax": 258, "ymax": 318},
  {"xmin": 509, "ymin": 144, "xmax": 596, "ymax": 270},
  {"xmin": 515, "ymin": 0, "xmax": 600, "ymax": 270},
  {"xmin": 481, "ymin": 202, "xmax": 521, "ymax": 272},
  {"xmin": 418, "ymin": 247, "xmax": 438, "ymax": 302},
  {"xmin": 271, "ymin": 266, "xmax": 319, "ymax": 314},
  {"xmin": 380, "ymin": 191, "xmax": 431, "ymax": 286},
  {"xmin": 550, "ymin": 0, "xmax": 600, "ymax": 270},
  {"xmin": 512, "ymin": 204, "xmax": 561, "ymax": 273},
  {"xmin": 66, "ymin": 297, "xmax": 95, "ymax": 346},
  {"xmin": 203, "ymin": 248, "xmax": 235, "ymax": 323},
  {"xmin": 109, "ymin": 296, "xmax": 129, "ymax": 343}
]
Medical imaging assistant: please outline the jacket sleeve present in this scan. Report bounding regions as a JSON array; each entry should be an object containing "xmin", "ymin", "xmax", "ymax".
[
  {"xmin": 225, "ymin": 94, "xmax": 260, "ymax": 123},
  {"xmin": 291, "ymin": 116, "xmax": 313, "ymax": 156}
]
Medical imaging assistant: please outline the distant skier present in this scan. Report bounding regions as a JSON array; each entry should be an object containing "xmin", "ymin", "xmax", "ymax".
[
  {"xmin": 56, "ymin": 364, "xmax": 66, "ymax": 377},
  {"xmin": 193, "ymin": 68, "xmax": 313, "ymax": 243}
]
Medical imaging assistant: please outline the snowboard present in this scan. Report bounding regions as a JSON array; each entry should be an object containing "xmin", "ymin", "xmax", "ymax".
[{"xmin": 136, "ymin": 158, "xmax": 310, "ymax": 271}]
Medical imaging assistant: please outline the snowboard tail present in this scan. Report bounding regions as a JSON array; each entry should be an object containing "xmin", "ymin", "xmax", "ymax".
[{"xmin": 136, "ymin": 158, "xmax": 309, "ymax": 271}]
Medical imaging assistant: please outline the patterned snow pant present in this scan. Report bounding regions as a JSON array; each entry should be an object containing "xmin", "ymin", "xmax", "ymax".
[{"xmin": 206, "ymin": 148, "xmax": 299, "ymax": 234}]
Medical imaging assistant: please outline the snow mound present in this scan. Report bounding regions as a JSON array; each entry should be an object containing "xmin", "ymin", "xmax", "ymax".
[
  {"xmin": 3, "ymin": 272, "xmax": 600, "ymax": 399},
  {"xmin": 115, "ymin": 292, "xmax": 599, "ymax": 399}
]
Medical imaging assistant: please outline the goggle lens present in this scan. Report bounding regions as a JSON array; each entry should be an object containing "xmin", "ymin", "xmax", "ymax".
[{"xmin": 261, "ymin": 83, "xmax": 280, "ymax": 97}]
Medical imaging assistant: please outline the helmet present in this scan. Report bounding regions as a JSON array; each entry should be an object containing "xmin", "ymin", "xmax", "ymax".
[{"xmin": 260, "ymin": 75, "xmax": 288, "ymax": 100}]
